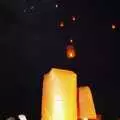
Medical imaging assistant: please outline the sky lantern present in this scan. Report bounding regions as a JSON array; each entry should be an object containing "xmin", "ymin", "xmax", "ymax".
[
  {"xmin": 66, "ymin": 45, "xmax": 76, "ymax": 59},
  {"xmin": 41, "ymin": 68, "xmax": 77, "ymax": 120},
  {"xmin": 77, "ymin": 86, "xmax": 96, "ymax": 120},
  {"xmin": 72, "ymin": 16, "xmax": 76, "ymax": 21},
  {"xmin": 70, "ymin": 39, "xmax": 73, "ymax": 43},
  {"xmin": 60, "ymin": 21, "xmax": 64, "ymax": 28},
  {"xmin": 112, "ymin": 24, "xmax": 116, "ymax": 29},
  {"xmin": 66, "ymin": 40, "xmax": 76, "ymax": 59}
]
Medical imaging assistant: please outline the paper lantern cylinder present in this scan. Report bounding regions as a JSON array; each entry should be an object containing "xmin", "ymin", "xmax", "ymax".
[
  {"xmin": 66, "ymin": 45, "xmax": 76, "ymax": 59},
  {"xmin": 78, "ymin": 86, "xmax": 96, "ymax": 120},
  {"xmin": 41, "ymin": 68, "xmax": 77, "ymax": 120}
]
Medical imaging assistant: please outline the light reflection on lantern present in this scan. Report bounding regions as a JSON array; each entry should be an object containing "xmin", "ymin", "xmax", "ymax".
[{"xmin": 66, "ymin": 45, "xmax": 76, "ymax": 59}]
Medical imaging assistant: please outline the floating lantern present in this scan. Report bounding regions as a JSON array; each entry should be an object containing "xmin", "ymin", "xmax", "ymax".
[
  {"xmin": 112, "ymin": 24, "xmax": 116, "ymax": 29},
  {"xmin": 70, "ymin": 39, "xmax": 73, "ymax": 43},
  {"xmin": 56, "ymin": 4, "xmax": 58, "ymax": 8},
  {"xmin": 66, "ymin": 45, "xmax": 76, "ymax": 59},
  {"xmin": 41, "ymin": 68, "xmax": 77, "ymax": 120},
  {"xmin": 72, "ymin": 16, "xmax": 76, "ymax": 21},
  {"xmin": 77, "ymin": 86, "xmax": 96, "ymax": 120},
  {"xmin": 60, "ymin": 21, "xmax": 64, "ymax": 28}
]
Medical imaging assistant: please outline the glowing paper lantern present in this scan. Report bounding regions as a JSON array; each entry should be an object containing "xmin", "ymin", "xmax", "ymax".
[
  {"xmin": 60, "ymin": 21, "xmax": 64, "ymax": 27},
  {"xmin": 112, "ymin": 24, "xmax": 116, "ymax": 29},
  {"xmin": 78, "ymin": 86, "xmax": 96, "ymax": 120},
  {"xmin": 70, "ymin": 39, "xmax": 73, "ymax": 43},
  {"xmin": 72, "ymin": 16, "xmax": 76, "ymax": 21},
  {"xmin": 56, "ymin": 4, "xmax": 58, "ymax": 8},
  {"xmin": 41, "ymin": 68, "xmax": 77, "ymax": 120},
  {"xmin": 66, "ymin": 45, "xmax": 76, "ymax": 59}
]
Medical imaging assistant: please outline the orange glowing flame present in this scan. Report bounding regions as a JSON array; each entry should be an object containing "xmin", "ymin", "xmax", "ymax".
[
  {"xmin": 60, "ymin": 21, "xmax": 64, "ymax": 28},
  {"xmin": 66, "ymin": 45, "xmax": 76, "ymax": 59}
]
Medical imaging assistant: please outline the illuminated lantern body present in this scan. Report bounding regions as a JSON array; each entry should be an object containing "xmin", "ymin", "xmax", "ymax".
[
  {"xmin": 112, "ymin": 24, "xmax": 116, "ymax": 29},
  {"xmin": 60, "ymin": 21, "xmax": 64, "ymax": 28},
  {"xmin": 72, "ymin": 16, "xmax": 76, "ymax": 21},
  {"xmin": 66, "ymin": 45, "xmax": 76, "ymax": 59},
  {"xmin": 41, "ymin": 68, "xmax": 77, "ymax": 120},
  {"xmin": 56, "ymin": 4, "xmax": 58, "ymax": 8},
  {"xmin": 78, "ymin": 86, "xmax": 96, "ymax": 120}
]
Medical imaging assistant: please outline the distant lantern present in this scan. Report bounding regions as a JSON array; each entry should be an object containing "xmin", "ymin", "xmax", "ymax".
[
  {"xmin": 112, "ymin": 24, "xmax": 116, "ymax": 29},
  {"xmin": 60, "ymin": 21, "xmax": 64, "ymax": 28},
  {"xmin": 18, "ymin": 114, "xmax": 27, "ymax": 120},
  {"xmin": 30, "ymin": 6, "xmax": 34, "ymax": 10},
  {"xmin": 72, "ymin": 16, "xmax": 76, "ymax": 21},
  {"xmin": 70, "ymin": 39, "xmax": 73, "ymax": 43},
  {"xmin": 56, "ymin": 4, "xmax": 58, "ymax": 8},
  {"xmin": 6, "ymin": 117, "xmax": 15, "ymax": 120},
  {"xmin": 66, "ymin": 45, "xmax": 76, "ymax": 59}
]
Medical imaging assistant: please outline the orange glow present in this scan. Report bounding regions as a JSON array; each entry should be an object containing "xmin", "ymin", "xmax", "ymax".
[
  {"xmin": 96, "ymin": 114, "xmax": 102, "ymax": 120},
  {"xmin": 60, "ymin": 21, "xmax": 64, "ymax": 27},
  {"xmin": 41, "ymin": 68, "xmax": 77, "ymax": 120},
  {"xmin": 66, "ymin": 45, "xmax": 76, "ymax": 59},
  {"xmin": 82, "ymin": 117, "xmax": 88, "ymax": 120},
  {"xmin": 77, "ymin": 86, "xmax": 96, "ymax": 120}
]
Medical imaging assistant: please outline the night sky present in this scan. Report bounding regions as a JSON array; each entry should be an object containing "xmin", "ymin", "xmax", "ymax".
[{"xmin": 0, "ymin": 0, "xmax": 116, "ymax": 119}]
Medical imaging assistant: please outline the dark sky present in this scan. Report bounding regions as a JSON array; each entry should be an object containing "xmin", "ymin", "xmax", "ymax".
[{"xmin": 0, "ymin": 0, "xmax": 116, "ymax": 119}]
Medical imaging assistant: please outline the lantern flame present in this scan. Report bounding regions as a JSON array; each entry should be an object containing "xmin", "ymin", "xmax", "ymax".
[
  {"xmin": 66, "ymin": 45, "xmax": 76, "ymax": 59},
  {"xmin": 112, "ymin": 24, "xmax": 116, "ymax": 29},
  {"xmin": 60, "ymin": 21, "xmax": 64, "ymax": 27}
]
